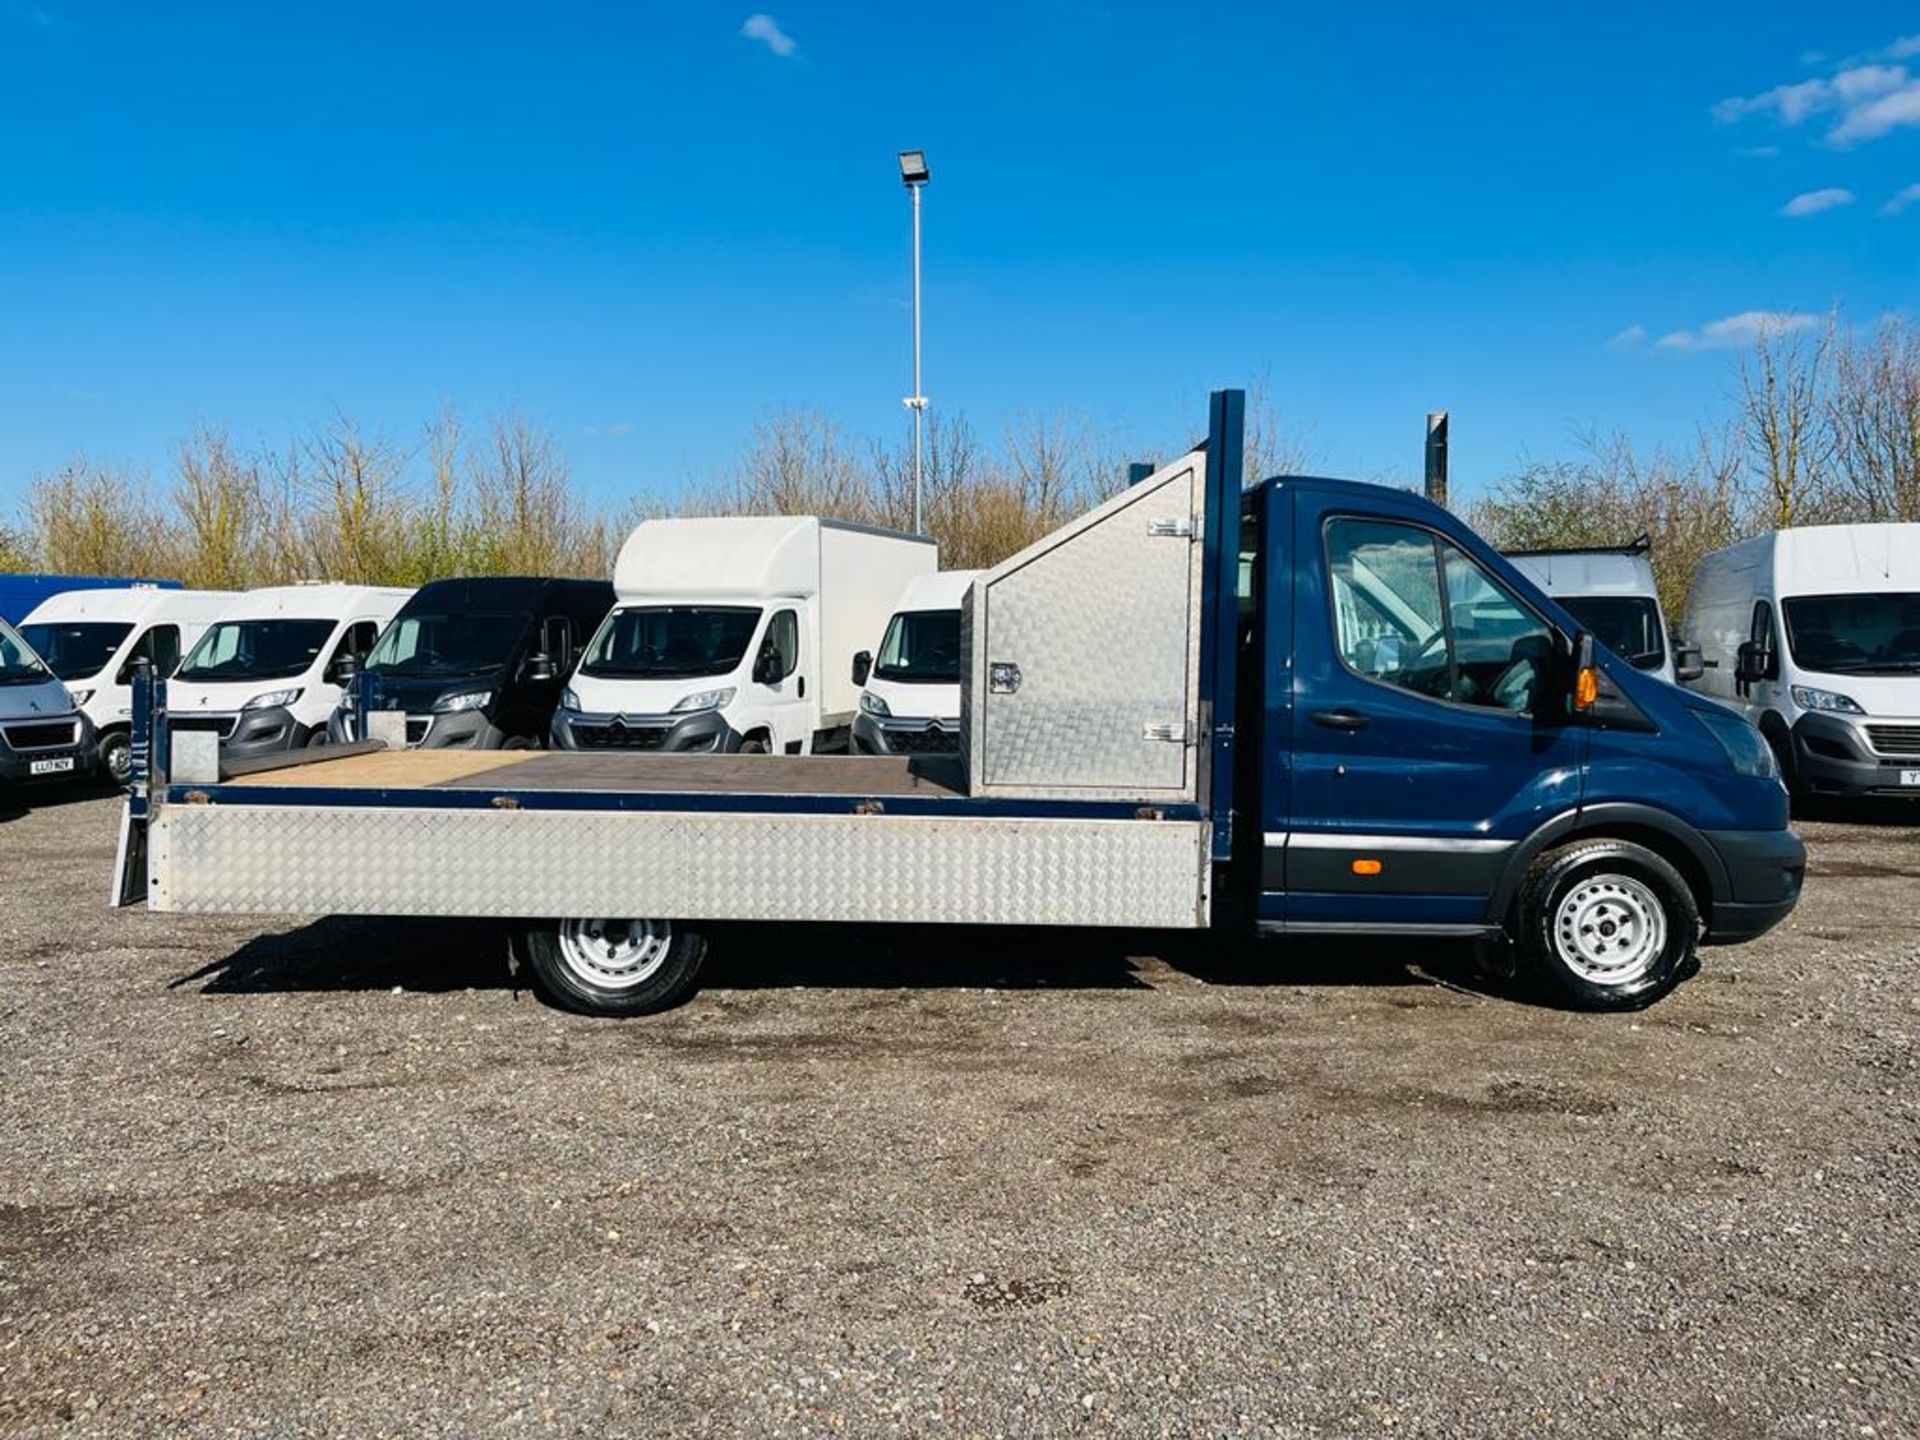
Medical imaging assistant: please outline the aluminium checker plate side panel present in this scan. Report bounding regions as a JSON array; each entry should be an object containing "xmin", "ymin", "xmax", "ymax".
[
  {"xmin": 148, "ymin": 804, "xmax": 1211, "ymax": 929},
  {"xmin": 960, "ymin": 448, "xmax": 1204, "ymax": 802}
]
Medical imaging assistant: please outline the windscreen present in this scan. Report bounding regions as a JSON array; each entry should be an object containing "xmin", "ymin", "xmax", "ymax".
[
  {"xmin": 177, "ymin": 619, "xmax": 336, "ymax": 683},
  {"xmin": 1783, "ymin": 593, "xmax": 1920, "ymax": 674},
  {"xmin": 16, "ymin": 621, "xmax": 133, "ymax": 681},
  {"xmin": 0, "ymin": 621, "xmax": 54, "ymax": 685},
  {"xmin": 1556, "ymin": 596, "xmax": 1666, "ymax": 671},
  {"xmin": 580, "ymin": 606, "xmax": 761, "ymax": 679},
  {"xmin": 873, "ymin": 609, "xmax": 961, "ymax": 683},
  {"xmin": 366, "ymin": 611, "xmax": 526, "ymax": 678}
]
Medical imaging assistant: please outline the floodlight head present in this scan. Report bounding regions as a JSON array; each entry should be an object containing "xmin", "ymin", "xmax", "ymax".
[{"xmin": 897, "ymin": 149, "xmax": 929, "ymax": 186}]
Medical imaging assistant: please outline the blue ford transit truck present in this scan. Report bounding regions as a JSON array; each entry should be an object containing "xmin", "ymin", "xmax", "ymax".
[{"xmin": 113, "ymin": 392, "xmax": 1803, "ymax": 1017}]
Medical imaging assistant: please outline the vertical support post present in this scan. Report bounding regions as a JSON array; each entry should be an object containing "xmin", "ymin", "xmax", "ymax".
[
  {"xmin": 1199, "ymin": 389, "xmax": 1246, "ymax": 864},
  {"xmin": 908, "ymin": 181, "xmax": 925, "ymax": 534},
  {"xmin": 1424, "ymin": 410, "xmax": 1450, "ymax": 509}
]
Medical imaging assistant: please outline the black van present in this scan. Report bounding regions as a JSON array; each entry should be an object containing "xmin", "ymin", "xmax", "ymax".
[{"xmin": 328, "ymin": 577, "xmax": 615, "ymax": 749}]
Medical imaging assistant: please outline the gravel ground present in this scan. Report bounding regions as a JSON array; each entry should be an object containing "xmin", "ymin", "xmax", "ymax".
[{"xmin": 1, "ymin": 789, "xmax": 1917, "ymax": 1438}]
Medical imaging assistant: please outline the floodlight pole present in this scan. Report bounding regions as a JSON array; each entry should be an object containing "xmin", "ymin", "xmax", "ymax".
[{"xmin": 902, "ymin": 165, "xmax": 929, "ymax": 534}]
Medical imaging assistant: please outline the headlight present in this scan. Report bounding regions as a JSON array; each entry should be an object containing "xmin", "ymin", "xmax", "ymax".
[
  {"xmin": 860, "ymin": 690, "xmax": 891, "ymax": 717},
  {"xmin": 670, "ymin": 686, "xmax": 736, "ymax": 713},
  {"xmin": 433, "ymin": 689, "xmax": 492, "ymax": 714},
  {"xmin": 242, "ymin": 688, "xmax": 302, "ymax": 711},
  {"xmin": 68, "ymin": 688, "xmax": 94, "ymax": 707},
  {"xmin": 1790, "ymin": 685, "xmax": 1864, "ymax": 714},
  {"xmin": 560, "ymin": 685, "xmax": 582, "ymax": 713},
  {"xmin": 1695, "ymin": 707, "xmax": 1780, "ymax": 780}
]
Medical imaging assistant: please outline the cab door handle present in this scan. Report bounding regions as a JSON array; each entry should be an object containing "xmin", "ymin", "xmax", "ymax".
[{"xmin": 1309, "ymin": 708, "xmax": 1369, "ymax": 731}]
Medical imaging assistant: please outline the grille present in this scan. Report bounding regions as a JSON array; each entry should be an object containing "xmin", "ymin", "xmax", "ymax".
[
  {"xmin": 883, "ymin": 724, "xmax": 960, "ymax": 755},
  {"xmin": 172, "ymin": 715, "xmax": 238, "ymax": 740},
  {"xmin": 1866, "ymin": 725, "xmax": 1920, "ymax": 758},
  {"xmin": 3, "ymin": 720, "xmax": 79, "ymax": 751},
  {"xmin": 571, "ymin": 720, "xmax": 669, "ymax": 751}
]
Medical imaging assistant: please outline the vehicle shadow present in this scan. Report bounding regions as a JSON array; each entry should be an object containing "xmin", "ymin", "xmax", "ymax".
[
  {"xmin": 173, "ymin": 917, "xmax": 1495, "ymax": 1001},
  {"xmin": 1794, "ymin": 795, "xmax": 1920, "ymax": 829},
  {"xmin": 0, "ymin": 779, "xmax": 119, "ymax": 821}
]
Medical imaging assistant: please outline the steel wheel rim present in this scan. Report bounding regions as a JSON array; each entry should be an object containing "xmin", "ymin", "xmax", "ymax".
[
  {"xmin": 556, "ymin": 918, "xmax": 673, "ymax": 991},
  {"xmin": 1553, "ymin": 873, "xmax": 1667, "ymax": 987},
  {"xmin": 105, "ymin": 739, "xmax": 132, "ymax": 783}
]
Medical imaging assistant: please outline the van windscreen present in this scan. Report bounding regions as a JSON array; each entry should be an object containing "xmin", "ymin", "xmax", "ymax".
[
  {"xmin": 0, "ymin": 622, "xmax": 54, "ymax": 685},
  {"xmin": 874, "ymin": 609, "xmax": 961, "ymax": 683},
  {"xmin": 16, "ymin": 622, "xmax": 133, "ymax": 681},
  {"xmin": 580, "ymin": 606, "xmax": 761, "ymax": 679},
  {"xmin": 1783, "ymin": 593, "xmax": 1920, "ymax": 674},
  {"xmin": 177, "ymin": 619, "xmax": 336, "ymax": 682},
  {"xmin": 367, "ymin": 612, "xmax": 527, "ymax": 678},
  {"xmin": 1555, "ymin": 596, "xmax": 1666, "ymax": 671}
]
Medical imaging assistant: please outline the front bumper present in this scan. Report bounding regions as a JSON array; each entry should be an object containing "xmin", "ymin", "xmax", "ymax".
[
  {"xmin": 1701, "ymin": 826, "xmax": 1807, "ymax": 945},
  {"xmin": 1790, "ymin": 713, "xmax": 1920, "ymax": 798},
  {"xmin": 550, "ymin": 709, "xmax": 740, "ymax": 754},
  {"xmin": 172, "ymin": 706, "xmax": 309, "ymax": 760},
  {"xmin": 852, "ymin": 711, "xmax": 962, "ymax": 756},
  {"xmin": 330, "ymin": 708, "xmax": 510, "ymax": 749},
  {"xmin": 0, "ymin": 712, "xmax": 96, "ymax": 784}
]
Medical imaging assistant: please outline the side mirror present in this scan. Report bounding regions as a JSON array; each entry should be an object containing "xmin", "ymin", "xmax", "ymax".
[
  {"xmin": 1734, "ymin": 641, "xmax": 1769, "ymax": 686},
  {"xmin": 752, "ymin": 645, "xmax": 779, "ymax": 686},
  {"xmin": 851, "ymin": 650, "xmax": 872, "ymax": 686},
  {"xmin": 328, "ymin": 653, "xmax": 360, "ymax": 687},
  {"xmin": 523, "ymin": 653, "xmax": 557, "ymax": 684},
  {"xmin": 1674, "ymin": 642, "xmax": 1705, "ymax": 684}
]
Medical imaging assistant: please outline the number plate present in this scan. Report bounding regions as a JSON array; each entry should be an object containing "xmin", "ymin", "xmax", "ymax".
[
  {"xmin": 1901, "ymin": 769, "xmax": 1920, "ymax": 787},
  {"xmin": 29, "ymin": 756, "xmax": 75, "ymax": 776}
]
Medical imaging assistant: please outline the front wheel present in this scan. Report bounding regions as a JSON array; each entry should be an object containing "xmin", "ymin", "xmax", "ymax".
[
  {"xmin": 1515, "ymin": 839, "xmax": 1698, "ymax": 1010},
  {"xmin": 98, "ymin": 730, "xmax": 133, "ymax": 788},
  {"xmin": 512, "ymin": 918, "xmax": 707, "ymax": 1016}
]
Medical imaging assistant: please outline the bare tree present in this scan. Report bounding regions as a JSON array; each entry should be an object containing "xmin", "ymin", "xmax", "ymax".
[
  {"xmin": 0, "ymin": 523, "xmax": 35, "ymax": 572},
  {"xmin": 296, "ymin": 415, "xmax": 415, "ymax": 583},
  {"xmin": 1829, "ymin": 317, "xmax": 1920, "ymax": 522},
  {"xmin": 174, "ymin": 427, "xmax": 287, "ymax": 590},
  {"xmin": 26, "ymin": 460, "xmax": 173, "ymax": 576},
  {"xmin": 1739, "ymin": 319, "xmax": 1836, "ymax": 528},
  {"xmin": 467, "ymin": 412, "xmax": 593, "ymax": 576}
]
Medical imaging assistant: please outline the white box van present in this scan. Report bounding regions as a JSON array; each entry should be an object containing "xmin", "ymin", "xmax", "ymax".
[
  {"xmin": 554, "ymin": 517, "xmax": 935, "ymax": 755},
  {"xmin": 850, "ymin": 569, "xmax": 980, "ymax": 755},
  {"xmin": 18, "ymin": 587, "xmax": 233, "ymax": 783},
  {"xmin": 1684, "ymin": 523, "xmax": 1920, "ymax": 799},
  {"xmin": 167, "ymin": 584, "xmax": 413, "ymax": 759},
  {"xmin": 0, "ymin": 617, "xmax": 93, "ymax": 790},
  {"xmin": 1505, "ymin": 542, "xmax": 1695, "ymax": 685}
]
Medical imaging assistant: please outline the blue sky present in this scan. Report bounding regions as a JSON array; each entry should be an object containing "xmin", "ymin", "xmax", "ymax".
[{"xmin": 1, "ymin": 2, "xmax": 1915, "ymax": 511}]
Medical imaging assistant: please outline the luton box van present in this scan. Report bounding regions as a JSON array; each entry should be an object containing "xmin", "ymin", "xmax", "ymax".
[
  {"xmin": 329, "ymin": 577, "xmax": 615, "ymax": 749},
  {"xmin": 1684, "ymin": 524, "xmax": 1920, "ymax": 799},
  {"xmin": 555, "ymin": 517, "xmax": 935, "ymax": 755},
  {"xmin": 851, "ymin": 569, "xmax": 980, "ymax": 754},
  {"xmin": 1505, "ymin": 540, "xmax": 1699, "ymax": 685},
  {"xmin": 1, "ymin": 617, "xmax": 93, "ymax": 789},
  {"xmin": 167, "ymin": 585, "xmax": 412, "ymax": 758},
  {"xmin": 119, "ymin": 393, "xmax": 1805, "ymax": 1018},
  {"xmin": 19, "ymin": 587, "xmax": 232, "ymax": 784}
]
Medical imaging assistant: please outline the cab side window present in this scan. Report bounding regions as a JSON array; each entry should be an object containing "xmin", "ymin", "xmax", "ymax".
[
  {"xmin": 760, "ymin": 609, "xmax": 799, "ymax": 683},
  {"xmin": 330, "ymin": 622, "xmax": 378, "ymax": 675},
  {"xmin": 1325, "ymin": 517, "xmax": 1552, "ymax": 714},
  {"xmin": 127, "ymin": 624, "xmax": 182, "ymax": 678},
  {"xmin": 1749, "ymin": 601, "xmax": 1777, "ymax": 676}
]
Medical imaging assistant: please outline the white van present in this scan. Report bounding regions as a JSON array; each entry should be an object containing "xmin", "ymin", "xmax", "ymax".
[
  {"xmin": 555, "ymin": 516, "xmax": 935, "ymax": 755},
  {"xmin": 850, "ymin": 569, "xmax": 980, "ymax": 755},
  {"xmin": 1505, "ymin": 542, "xmax": 1695, "ymax": 685},
  {"xmin": 168, "ymin": 584, "xmax": 413, "ymax": 759},
  {"xmin": 18, "ymin": 587, "xmax": 232, "ymax": 783},
  {"xmin": 1684, "ymin": 523, "xmax": 1920, "ymax": 799},
  {"xmin": 0, "ymin": 617, "xmax": 93, "ymax": 790}
]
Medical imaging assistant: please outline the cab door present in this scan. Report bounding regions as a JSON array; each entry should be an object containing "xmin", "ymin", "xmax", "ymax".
[
  {"xmin": 1277, "ymin": 489, "xmax": 1586, "ymax": 928},
  {"xmin": 750, "ymin": 604, "xmax": 811, "ymax": 753}
]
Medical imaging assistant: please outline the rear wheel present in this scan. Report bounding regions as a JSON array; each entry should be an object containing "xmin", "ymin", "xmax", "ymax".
[
  {"xmin": 1515, "ymin": 839, "xmax": 1697, "ymax": 1010},
  {"xmin": 513, "ymin": 918, "xmax": 707, "ymax": 1016}
]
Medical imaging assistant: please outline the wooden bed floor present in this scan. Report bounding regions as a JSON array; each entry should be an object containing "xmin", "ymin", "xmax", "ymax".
[{"xmin": 222, "ymin": 748, "xmax": 970, "ymax": 798}]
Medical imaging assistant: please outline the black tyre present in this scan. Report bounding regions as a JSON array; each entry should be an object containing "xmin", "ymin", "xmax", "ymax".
[
  {"xmin": 512, "ymin": 918, "xmax": 707, "ymax": 1017},
  {"xmin": 737, "ymin": 735, "xmax": 771, "ymax": 755},
  {"xmin": 305, "ymin": 727, "xmax": 331, "ymax": 749},
  {"xmin": 98, "ymin": 730, "xmax": 133, "ymax": 788},
  {"xmin": 501, "ymin": 735, "xmax": 539, "ymax": 751},
  {"xmin": 1515, "ymin": 839, "xmax": 1698, "ymax": 1011}
]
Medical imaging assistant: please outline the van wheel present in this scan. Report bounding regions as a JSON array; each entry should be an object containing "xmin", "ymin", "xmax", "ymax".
[
  {"xmin": 98, "ymin": 730, "xmax": 133, "ymax": 788},
  {"xmin": 738, "ymin": 735, "xmax": 771, "ymax": 755},
  {"xmin": 305, "ymin": 729, "xmax": 330, "ymax": 749},
  {"xmin": 1515, "ymin": 839, "xmax": 1697, "ymax": 1011},
  {"xmin": 502, "ymin": 735, "xmax": 539, "ymax": 750},
  {"xmin": 512, "ymin": 918, "xmax": 707, "ymax": 1017}
]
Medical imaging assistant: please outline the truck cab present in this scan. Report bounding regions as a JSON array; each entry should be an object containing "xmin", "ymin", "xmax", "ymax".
[
  {"xmin": 850, "ymin": 569, "xmax": 980, "ymax": 755},
  {"xmin": 0, "ymin": 617, "xmax": 93, "ymax": 790},
  {"xmin": 18, "ymin": 587, "xmax": 233, "ymax": 784},
  {"xmin": 328, "ymin": 577, "xmax": 614, "ymax": 749},
  {"xmin": 167, "ymin": 584, "xmax": 413, "ymax": 758}
]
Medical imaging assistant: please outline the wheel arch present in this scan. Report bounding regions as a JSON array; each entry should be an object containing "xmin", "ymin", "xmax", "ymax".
[{"xmin": 1487, "ymin": 803, "xmax": 1726, "ymax": 930}]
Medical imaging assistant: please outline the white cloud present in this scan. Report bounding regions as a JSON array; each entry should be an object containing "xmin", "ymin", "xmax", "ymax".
[
  {"xmin": 584, "ymin": 421, "xmax": 635, "ymax": 438},
  {"xmin": 1713, "ymin": 43, "xmax": 1920, "ymax": 146},
  {"xmin": 1655, "ymin": 311, "xmax": 1823, "ymax": 352},
  {"xmin": 1881, "ymin": 182, "xmax": 1920, "ymax": 216},
  {"xmin": 1780, "ymin": 186, "xmax": 1855, "ymax": 216},
  {"xmin": 1606, "ymin": 324, "xmax": 1647, "ymax": 351},
  {"xmin": 740, "ymin": 13, "xmax": 796, "ymax": 57}
]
